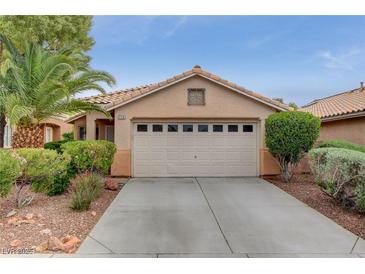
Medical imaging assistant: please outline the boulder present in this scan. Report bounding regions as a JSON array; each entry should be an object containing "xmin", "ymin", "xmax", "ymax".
[
  {"xmin": 61, "ymin": 235, "xmax": 81, "ymax": 253},
  {"xmin": 47, "ymin": 236, "xmax": 64, "ymax": 252},
  {"xmin": 104, "ymin": 178, "xmax": 118, "ymax": 191}
]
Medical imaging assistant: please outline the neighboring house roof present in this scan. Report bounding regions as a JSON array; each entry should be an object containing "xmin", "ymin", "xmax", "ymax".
[
  {"xmin": 301, "ymin": 85, "xmax": 365, "ymax": 121},
  {"xmin": 68, "ymin": 65, "xmax": 288, "ymax": 122}
]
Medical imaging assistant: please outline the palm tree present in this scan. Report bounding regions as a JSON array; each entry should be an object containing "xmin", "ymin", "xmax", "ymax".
[{"xmin": 0, "ymin": 35, "xmax": 115, "ymax": 148}]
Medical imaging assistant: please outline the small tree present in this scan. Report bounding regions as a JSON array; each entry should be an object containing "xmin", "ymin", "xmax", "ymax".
[{"xmin": 265, "ymin": 111, "xmax": 320, "ymax": 182}]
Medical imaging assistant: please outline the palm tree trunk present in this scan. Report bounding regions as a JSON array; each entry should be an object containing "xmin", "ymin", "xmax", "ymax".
[{"xmin": 12, "ymin": 125, "xmax": 44, "ymax": 148}]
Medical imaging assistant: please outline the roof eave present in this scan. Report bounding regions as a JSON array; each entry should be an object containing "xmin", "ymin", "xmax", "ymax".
[{"xmin": 321, "ymin": 110, "xmax": 365, "ymax": 122}]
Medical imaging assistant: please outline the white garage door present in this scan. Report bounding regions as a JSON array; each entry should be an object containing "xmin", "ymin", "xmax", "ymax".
[{"xmin": 133, "ymin": 122, "xmax": 258, "ymax": 177}]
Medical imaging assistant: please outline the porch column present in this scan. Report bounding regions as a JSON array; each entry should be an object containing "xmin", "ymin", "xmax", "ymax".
[
  {"xmin": 86, "ymin": 115, "xmax": 96, "ymax": 140},
  {"xmin": 85, "ymin": 112, "xmax": 108, "ymax": 140}
]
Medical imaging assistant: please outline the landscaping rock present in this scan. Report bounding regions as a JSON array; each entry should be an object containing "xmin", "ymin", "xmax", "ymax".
[
  {"xmin": 25, "ymin": 213, "xmax": 34, "ymax": 220},
  {"xmin": 61, "ymin": 235, "xmax": 81, "ymax": 253},
  {"xmin": 6, "ymin": 210, "xmax": 17, "ymax": 218},
  {"xmin": 91, "ymin": 211, "xmax": 97, "ymax": 216},
  {"xmin": 35, "ymin": 242, "xmax": 48, "ymax": 252},
  {"xmin": 47, "ymin": 236, "xmax": 64, "ymax": 251},
  {"xmin": 10, "ymin": 239, "xmax": 21, "ymax": 247},
  {"xmin": 104, "ymin": 178, "xmax": 118, "ymax": 191},
  {"xmin": 7, "ymin": 217, "xmax": 19, "ymax": 225},
  {"xmin": 40, "ymin": 228, "xmax": 51, "ymax": 235}
]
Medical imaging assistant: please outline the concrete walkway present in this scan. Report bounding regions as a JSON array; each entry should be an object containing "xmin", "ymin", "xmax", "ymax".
[{"xmin": 75, "ymin": 177, "xmax": 365, "ymax": 258}]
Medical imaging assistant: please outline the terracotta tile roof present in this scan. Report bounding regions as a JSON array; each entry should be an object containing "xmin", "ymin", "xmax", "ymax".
[
  {"xmin": 301, "ymin": 86, "xmax": 365, "ymax": 119},
  {"xmin": 81, "ymin": 65, "xmax": 289, "ymax": 111}
]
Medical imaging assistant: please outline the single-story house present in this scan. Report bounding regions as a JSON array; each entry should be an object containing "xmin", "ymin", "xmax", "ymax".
[
  {"xmin": 68, "ymin": 65, "xmax": 289, "ymax": 177},
  {"xmin": 301, "ymin": 83, "xmax": 365, "ymax": 146},
  {"xmin": 3, "ymin": 117, "xmax": 74, "ymax": 148}
]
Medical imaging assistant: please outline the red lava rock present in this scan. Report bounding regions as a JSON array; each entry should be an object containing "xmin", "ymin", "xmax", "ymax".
[
  {"xmin": 104, "ymin": 178, "xmax": 119, "ymax": 191},
  {"xmin": 10, "ymin": 239, "xmax": 21, "ymax": 247}
]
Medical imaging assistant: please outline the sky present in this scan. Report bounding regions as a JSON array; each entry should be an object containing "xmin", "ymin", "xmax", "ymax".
[{"xmin": 88, "ymin": 16, "xmax": 365, "ymax": 106}]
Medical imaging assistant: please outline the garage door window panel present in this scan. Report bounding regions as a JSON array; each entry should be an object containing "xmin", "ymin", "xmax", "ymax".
[
  {"xmin": 168, "ymin": 124, "xmax": 178, "ymax": 132},
  {"xmin": 137, "ymin": 124, "xmax": 148, "ymax": 132},
  {"xmin": 243, "ymin": 124, "xmax": 253, "ymax": 133},
  {"xmin": 228, "ymin": 125, "xmax": 238, "ymax": 132},
  {"xmin": 198, "ymin": 124, "xmax": 209, "ymax": 132},
  {"xmin": 183, "ymin": 125, "xmax": 193, "ymax": 132},
  {"xmin": 213, "ymin": 125, "xmax": 223, "ymax": 132},
  {"xmin": 153, "ymin": 124, "xmax": 163, "ymax": 132}
]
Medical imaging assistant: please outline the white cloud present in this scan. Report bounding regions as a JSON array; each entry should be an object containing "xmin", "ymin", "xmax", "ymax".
[
  {"xmin": 163, "ymin": 16, "xmax": 187, "ymax": 37},
  {"xmin": 317, "ymin": 48, "xmax": 364, "ymax": 71}
]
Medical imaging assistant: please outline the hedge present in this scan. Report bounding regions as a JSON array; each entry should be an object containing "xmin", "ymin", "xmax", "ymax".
[
  {"xmin": 62, "ymin": 140, "xmax": 116, "ymax": 174},
  {"xmin": 317, "ymin": 139, "xmax": 365, "ymax": 154},
  {"xmin": 309, "ymin": 147, "xmax": 365, "ymax": 212}
]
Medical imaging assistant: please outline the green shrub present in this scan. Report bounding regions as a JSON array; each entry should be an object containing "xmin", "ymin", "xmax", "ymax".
[
  {"xmin": 62, "ymin": 131, "xmax": 74, "ymax": 141},
  {"xmin": 309, "ymin": 147, "xmax": 365, "ymax": 212},
  {"xmin": 265, "ymin": 111, "xmax": 321, "ymax": 182},
  {"xmin": 15, "ymin": 148, "xmax": 70, "ymax": 207},
  {"xmin": 0, "ymin": 149, "xmax": 22, "ymax": 197},
  {"xmin": 70, "ymin": 172, "xmax": 104, "ymax": 211},
  {"xmin": 317, "ymin": 139, "xmax": 365, "ymax": 154},
  {"xmin": 62, "ymin": 140, "xmax": 116, "ymax": 174},
  {"xmin": 47, "ymin": 162, "xmax": 77, "ymax": 196},
  {"xmin": 44, "ymin": 140, "xmax": 69, "ymax": 153}
]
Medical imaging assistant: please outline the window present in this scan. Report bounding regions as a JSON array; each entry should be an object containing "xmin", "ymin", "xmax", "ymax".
[
  {"xmin": 243, "ymin": 125, "xmax": 253, "ymax": 132},
  {"xmin": 137, "ymin": 124, "xmax": 148, "ymax": 132},
  {"xmin": 198, "ymin": 124, "xmax": 208, "ymax": 132},
  {"xmin": 187, "ymin": 88, "xmax": 205, "ymax": 105},
  {"xmin": 106, "ymin": 126, "xmax": 114, "ymax": 142},
  {"xmin": 95, "ymin": 126, "xmax": 99, "ymax": 140},
  {"xmin": 183, "ymin": 125, "xmax": 193, "ymax": 132},
  {"xmin": 79, "ymin": 126, "xmax": 86, "ymax": 140},
  {"xmin": 228, "ymin": 125, "xmax": 238, "ymax": 132},
  {"xmin": 3, "ymin": 124, "xmax": 12, "ymax": 148},
  {"xmin": 45, "ymin": 127, "xmax": 53, "ymax": 143},
  {"xmin": 213, "ymin": 125, "xmax": 223, "ymax": 132},
  {"xmin": 168, "ymin": 124, "xmax": 178, "ymax": 132},
  {"xmin": 153, "ymin": 124, "xmax": 163, "ymax": 132}
]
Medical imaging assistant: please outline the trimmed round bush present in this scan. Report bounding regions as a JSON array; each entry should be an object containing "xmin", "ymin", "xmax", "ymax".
[
  {"xmin": 317, "ymin": 139, "xmax": 365, "ymax": 154},
  {"xmin": 265, "ymin": 111, "xmax": 321, "ymax": 182},
  {"xmin": 0, "ymin": 149, "xmax": 22, "ymax": 197},
  {"xmin": 62, "ymin": 140, "xmax": 116, "ymax": 174},
  {"xmin": 309, "ymin": 147, "xmax": 365, "ymax": 212}
]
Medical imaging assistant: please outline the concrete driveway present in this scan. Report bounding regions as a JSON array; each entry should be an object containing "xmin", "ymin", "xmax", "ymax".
[{"xmin": 76, "ymin": 177, "xmax": 365, "ymax": 258}]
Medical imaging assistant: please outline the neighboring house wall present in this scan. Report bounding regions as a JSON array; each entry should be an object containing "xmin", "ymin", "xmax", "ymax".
[
  {"xmin": 42, "ymin": 117, "xmax": 74, "ymax": 142},
  {"xmin": 318, "ymin": 116, "xmax": 365, "ymax": 145},
  {"xmin": 80, "ymin": 75, "xmax": 281, "ymax": 176}
]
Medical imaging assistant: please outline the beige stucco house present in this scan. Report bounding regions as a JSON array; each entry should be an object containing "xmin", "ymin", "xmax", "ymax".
[
  {"xmin": 68, "ymin": 66, "xmax": 288, "ymax": 177},
  {"xmin": 301, "ymin": 83, "xmax": 365, "ymax": 146}
]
